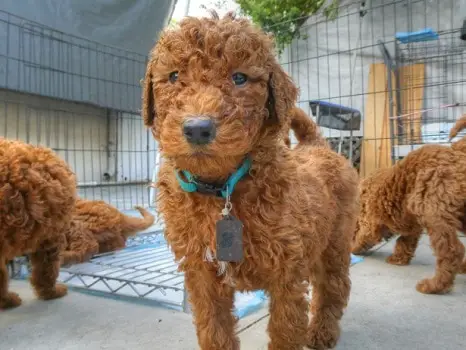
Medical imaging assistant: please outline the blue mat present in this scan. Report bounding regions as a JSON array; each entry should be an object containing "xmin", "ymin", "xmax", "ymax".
[
  {"xmin": 234, "ymin": 290, "xmax": 268, "ymax": 319},
  {"xmin": 351, "ymin": 253, "xmax": 364, "ymax": 265}
]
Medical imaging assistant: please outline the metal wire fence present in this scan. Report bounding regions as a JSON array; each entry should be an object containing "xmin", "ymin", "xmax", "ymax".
[
  {"xmin": 0, "ymin": 9, "xmax": 145, "ymax": 112},
  {"xmin": 0, "ymin": 10, "xmax": 158, "ymax": 210},
  {"xmin": 393, "ymin": 28, "xmax": 466, "ymax": 149},
  {"xmin": 281, "ymin": 0, "xmax": 466, "ymax": 177}
]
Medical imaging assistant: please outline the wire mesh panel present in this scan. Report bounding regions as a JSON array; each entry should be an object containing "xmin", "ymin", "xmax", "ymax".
[
  {"xmin": 0, "ymin": 9, "xmax": 158, "ymax": 210},
  {"xmin": 392, "ymin": 28, "xmax": 466, "ymax": 158},
  {"xmin": 281, "ymin": 0, "xmax": 466, "ymax": 178},
  {"xmin": 58, "ymin": 243, "xmax": 188, "ymax": 312},
  {"xmin": 0, "ymin": 10, "xmax": 145, "ymax": 112}
]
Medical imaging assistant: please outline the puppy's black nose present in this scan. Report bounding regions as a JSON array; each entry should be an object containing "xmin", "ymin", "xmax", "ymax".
[{"xmin": 182, "ymin": 117, "xmax": 216, "ymax": 145}]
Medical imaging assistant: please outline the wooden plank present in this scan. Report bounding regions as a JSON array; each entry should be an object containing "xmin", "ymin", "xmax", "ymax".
[
  {"xmin": 398, "ymin": 64, "xmax": 425, "ymax": 144},
  {"xmin": 378, "ymin": 71, "xmax": 397, "ymax": 169},
  {"xmin": 361, "ymin": 63, "xmax": 388, "ymax": 178}
]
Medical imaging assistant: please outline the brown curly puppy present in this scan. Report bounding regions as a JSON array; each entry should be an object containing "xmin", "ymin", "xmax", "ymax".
[
  {"xmin": 0, "ymin": 138, "xmax": 76, "ymax": 309},
  {"xmin": 142, "ymin": 12, "xmax": 359, "ymax": 350},
  {"xmin": 61, "ymin": 198, "xmax": 155, "ymax": 266},
  {"xmin": 352, "ymin": 115, "xmax": 466, "ymax": 294}
]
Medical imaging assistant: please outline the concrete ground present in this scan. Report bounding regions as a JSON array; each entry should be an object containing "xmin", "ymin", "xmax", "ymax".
[{"xmin": 1, "ymin": 235, "xmax": 466, "ymax": 350}]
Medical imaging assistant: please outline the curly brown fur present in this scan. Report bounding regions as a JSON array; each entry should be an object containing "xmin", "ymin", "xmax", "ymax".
[
  {"xmin": 143, "ymin": 12, "xmax": 359, "ymax": 349},
  {"xmin": 61, "ymin": 220, "xmax": 99, "ymax": 266},
  {"xmin": 0, "ymin": 138, "xmax": 76, "ymax": 309},
  {"xmin": 352, "ymin": 117, "xmax": 466, "ymax": 294},
  {"xmin": 61, "ymin": 198, "xmax": 155, "ymax": 265}
]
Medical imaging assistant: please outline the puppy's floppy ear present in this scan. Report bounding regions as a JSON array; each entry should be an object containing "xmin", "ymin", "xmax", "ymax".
[
  {"xmin": 142, "ymin": 62, "xmax": 156, "ymax": 128},
  {"xmin": 266, "ymin": 64, "xmax": 298, "ymax": 125}
]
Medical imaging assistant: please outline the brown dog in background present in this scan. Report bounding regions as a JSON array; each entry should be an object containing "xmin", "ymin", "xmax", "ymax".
[
  {"xmin": 61, "ymin": 198, "xmax": 155, "ymax": 266},
  {"xmin": 0, "ymin": 138, "xmax": 76, "ymax": 309},
  {"xmin": 352, "ymin": 115, "xmax": 466, "ymax": 294},
  {"xmin": 142, "ymin": 12, "xmax": 359, "ymax": 350}
]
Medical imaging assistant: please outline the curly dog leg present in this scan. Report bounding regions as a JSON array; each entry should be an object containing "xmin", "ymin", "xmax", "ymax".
[
  {"xmin": 460, "ymin": 239, "xmax": 466, "ymax": 274},
  {"xmin": 267, "ymin": 279, "xmax": 310, "ymax": 350},
  {"xmin": 386, "ymin": 234, "xmax": 421, "ymax": 266},
  {"xmin": 416, "ymin": 224, "xmax": 465, "ymax": 294},
  {"xmin": 61, "ymin": 237, "xmax": 99, "ymax": 266},
  {"xmin": 30, "ymin": 246, "xmax": 68, "ymax": 300},
  {"xmin": 185, "ymin": 268, "xmax": 239, "ymax": 350},
  {"xmin": 460, "ymin": 258, "xmax": 466, "ymax": 274},
  {"xmin": 308, "ymin": 244, "xmax": 351, "ymax": 350},
  {"xmin": 96, "ymin": 231, "xmax": 126, "ymax": 254},
  {"xmin": 0, "ymin": 258, "xmax": 22, "ymax": 309}
]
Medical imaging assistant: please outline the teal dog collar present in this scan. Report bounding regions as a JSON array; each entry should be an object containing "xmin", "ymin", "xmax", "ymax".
[{"xmin": 174, "ymin": 156, "xmax": 251, "ymax": 198}]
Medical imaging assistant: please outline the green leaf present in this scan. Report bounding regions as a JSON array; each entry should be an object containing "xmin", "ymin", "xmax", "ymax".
[{"xmin": 235, "ymin": 0, "xmax": 339, "ymax": 55}]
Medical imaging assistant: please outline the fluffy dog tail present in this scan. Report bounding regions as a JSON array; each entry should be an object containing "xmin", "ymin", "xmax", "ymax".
[
  {"xmin": 120, "ymin": 206, "xmax": 155, "ymax": 237},
  {"xmin": 289, "ymin": 107, "xmax": 328, "ymax": 147},
  {"xmin": 449, "ymin": 114, "xmax": 466, "ymax": 150}
]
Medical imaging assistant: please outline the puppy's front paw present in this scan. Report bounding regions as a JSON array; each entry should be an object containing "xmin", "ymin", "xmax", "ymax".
[{"xmin": 307, "ymin": 318, "xmax": 340, "ymax": 349}]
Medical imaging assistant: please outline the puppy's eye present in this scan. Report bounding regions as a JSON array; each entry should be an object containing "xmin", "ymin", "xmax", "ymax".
[
  {"xmin": 232, "ymin": 72, "xmax": 248, "ymax": 86},
  {"xmin": 169, "ymin": 71, "xmax": 179, "ymax": 83}
]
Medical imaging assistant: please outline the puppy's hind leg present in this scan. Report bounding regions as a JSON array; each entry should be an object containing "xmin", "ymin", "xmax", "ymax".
[
  {"xmin": 0, "ymin": 257, "xmax": 22, "ymax": 309},
  {"xmin": 409, "ymin": 170, "xmax": 465, "ymax": 293},
  {"xmin": 456, "ymin": 239, "xmax": 466, "ymax": 274},
  {"xmin": 30, "ymin": 244, "xmax": 68, "ymax": 300},
  {"xmin": 460, "ymin": 215, "xmax": 466, "ymax": 273},
  {"xmin": 460, "ymin": 258, "xmax": 466, "ymax": 274},
  {"xmin": 416, "ymin": 220, "xmax": 464, "ymax": 294}
]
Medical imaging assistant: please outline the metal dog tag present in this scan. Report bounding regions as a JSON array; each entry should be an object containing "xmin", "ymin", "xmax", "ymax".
[{"xmin": 216, "ymin": 215, "xmax": 243, "ymax": 262}]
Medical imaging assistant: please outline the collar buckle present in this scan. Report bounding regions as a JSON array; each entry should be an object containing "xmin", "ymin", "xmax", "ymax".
[{"xmin": 194, "ymin": 181, "xmax": 224, "ymax": 197}]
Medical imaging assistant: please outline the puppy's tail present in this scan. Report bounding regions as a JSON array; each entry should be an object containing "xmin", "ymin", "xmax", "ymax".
[
  {"xmin": 449, "ymin": 114, "xmax": 466, "ymax": 151},
  {"xmin": 121, "ymin": 206, "xmax": 155, "ymax": 237},
  {"xmin": 289, "ymin": 107, "xmax": 328, "ymax": 147}
]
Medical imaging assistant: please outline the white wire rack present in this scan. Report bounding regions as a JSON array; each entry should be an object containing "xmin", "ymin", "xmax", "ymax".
[
  {"xmin": 57, "ymin": 237, "xmax": 190, "ymax": 312},
  {"xmin": 9, "ymin": 226, "xmax": 190, "ymax": 313}
]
